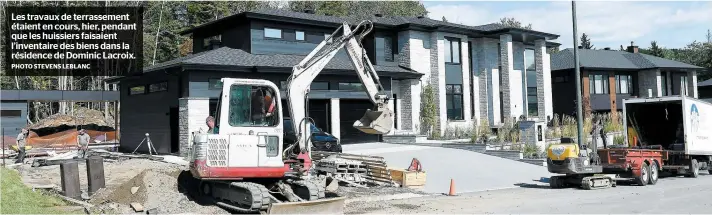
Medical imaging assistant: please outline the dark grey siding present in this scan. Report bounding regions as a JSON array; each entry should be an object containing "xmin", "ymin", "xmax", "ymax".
[
  {"xmin": 551, "ymin": 69, "xmax": 576, "ymax": 116},
  {"xmin": 119, "ymin": 72, "xmax": 182, "ymax": 154},
  {"xmin": 1, "ymin": 101, "xmax": 28, "ymax": 135},
  {"xmin": 700, "ymin": 86, "xmax": 712, "ymax": 99},
  {"xmin": 250, "ymin": 21, "xmax": 339, "ymax": 55},
  {"xmin": 187, "ymin": 71, "xmax": 392, "ymax": 99}
]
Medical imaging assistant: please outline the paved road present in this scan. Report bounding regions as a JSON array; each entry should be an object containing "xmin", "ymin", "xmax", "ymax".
[
  {"xmin": 342, "ymin": 142, "xmax": 550, "ymax": 194},
  {"xmin": 346, "ymin": 172, "xmax": 712, "ymax": 214}
]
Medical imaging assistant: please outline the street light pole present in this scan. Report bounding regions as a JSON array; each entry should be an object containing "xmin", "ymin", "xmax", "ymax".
[{"xmin": 572, "ymin": 1, "xmax": 585, "ymax": 147}]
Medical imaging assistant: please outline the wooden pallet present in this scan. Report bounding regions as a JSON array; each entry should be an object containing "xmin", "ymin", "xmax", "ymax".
[{"xmin": 389, "ymin": 169, "xmax": 427, "ymax": 188}]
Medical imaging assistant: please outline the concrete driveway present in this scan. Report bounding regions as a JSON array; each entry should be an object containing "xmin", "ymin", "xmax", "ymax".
[{"xmin": 342, "ymin": 142, "xmax": 551, "ymax": 194}]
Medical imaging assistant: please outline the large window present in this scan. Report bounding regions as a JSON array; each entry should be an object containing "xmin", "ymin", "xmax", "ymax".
[
  {"xmin": 280, "ymin": 81, "xmax": 329, "ymax": 90},
  {"xmin": 445, "ymin": 37, "xmax": 460, "ymax": 64},
  {"xmin": 338, "ymin": 82, "xmax": 365, "ymax": 91},
  {"xmin": 525, "ymin": 49, "xmax": 537, "ymax": 116},
  {"xmin": 615, "ymin": 75, "xmax": 633, "ymax": 94},
  {"xmin": 469, "ymin": 41, "xmax": 475, "ymax": 118},
  {"xmin": 228, "ymin": 85, "xmax": 279, "ymax": 127},
  {"xmin": 589, "ymin": 74, "xmax": 609, "ymax": 94},
  {"xmin": 264, "ymin": 28, "xmax": 282, "ymax": 39},
  {"xmin": 446, "ymin": 84, "xmax": 464, "ymax": 120},
  {"xmin": 375, "ymin": 36, "xmax": 394, "ymax": 62}
]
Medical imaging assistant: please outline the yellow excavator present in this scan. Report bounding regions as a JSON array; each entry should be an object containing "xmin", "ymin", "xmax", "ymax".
[{"xmin": 546, "ymin": 134, "xmax": 615, "ymax": 189}]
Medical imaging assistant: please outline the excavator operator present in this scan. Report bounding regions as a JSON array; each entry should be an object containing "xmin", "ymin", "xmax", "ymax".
[{"xmin": 251, "ymin": 87, "xmax": 278, "ymax": 125}]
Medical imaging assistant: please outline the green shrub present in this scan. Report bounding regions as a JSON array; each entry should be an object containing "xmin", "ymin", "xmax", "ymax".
[
  {"xmin": 420, "ymin": 85, "xmax": 438, "ymax": 138},
  {"xmin": 614, "ymin": 135, "xmax": 626, "ymax": 145}
]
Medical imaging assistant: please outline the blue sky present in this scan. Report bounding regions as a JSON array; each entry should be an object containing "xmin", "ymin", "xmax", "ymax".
[{"xmin": 423, "ymin": 1, "xmax": 712, "ymax": 49}]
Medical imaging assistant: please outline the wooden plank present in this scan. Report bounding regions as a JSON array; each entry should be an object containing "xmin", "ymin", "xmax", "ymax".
[{"xmin": 389, "ymin": 169, "xmax": 426, "ymax": 187}]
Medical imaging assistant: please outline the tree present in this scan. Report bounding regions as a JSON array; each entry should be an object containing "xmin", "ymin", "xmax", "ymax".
[
  {"xmin": 499, "ymin": 17, "xmax": 532, "ymax": 30},
  {"xmin": 620, "ymin": 45, "xmax": 625, "ymax": 51},
  {"xmin": 649, "ymin": 41, "xmax": 664, "ymax": 57},
  {"xmin": 580, "ymin": 33, "xmax": 593, "ymax": 49},
  {"xmin": 441, "ymin": 16, "xmax": 448, "ymax": 22},
  {"xmin": 420, "ymin": 85, "xmax": 438, "ymax": 138}
]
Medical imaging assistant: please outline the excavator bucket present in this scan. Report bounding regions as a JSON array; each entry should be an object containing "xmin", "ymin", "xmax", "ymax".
[
  {"xmin": 353, "ymin": 109, "xmax": 394, "ymax": 134},
  {"xmin": 266, "ymin": 197, "xmax": 347, "ymax": 214}
]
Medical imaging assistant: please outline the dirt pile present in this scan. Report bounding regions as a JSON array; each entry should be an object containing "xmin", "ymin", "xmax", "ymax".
[
  {"xmin": 90, "ymin": 168, "xmax": 227, "ymax": 214},
  {"xmin": 29, "ymin": 107, "xmax": 115, "ymax": 129}
]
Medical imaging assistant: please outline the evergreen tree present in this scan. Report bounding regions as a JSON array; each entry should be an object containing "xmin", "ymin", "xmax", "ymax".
[
  {"xmin": 649, "ymin": 41, "xmax": 664, "ymax": 57},
  {"xmin": 580, "ymin": 33, "xmax": 594, "ymax": 49}
]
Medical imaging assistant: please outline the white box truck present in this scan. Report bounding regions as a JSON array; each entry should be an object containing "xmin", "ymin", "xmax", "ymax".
[{"xmin": 622, "ymin": 95, "xmax": 712, "ymax": 177}]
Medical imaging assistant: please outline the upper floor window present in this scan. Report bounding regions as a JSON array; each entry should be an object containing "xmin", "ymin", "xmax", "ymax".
[
  {"xmin": 525, "ymin": 49, "xmax": 535, "ymax": 71},
  {"xmin": 445, "ymin": 37, "xmax": 461, "ymax": 64},
  {"xmin": 375, "ymin": 36, "xmax": 394, "ymax": 63},
  {"xmin": 296, "ymin": 31, "xmax": 305, "ymax": 41},
  {"xmin": 264, "ymin": 28, "xmax": 282, "ymax": 39},
  {"xmin": 615, "ymin": 75, "xmax": 633, "ymax": 94},
  {"xmin": 589, "ymin": 74, "xmax": 609, "ymax": 95}
]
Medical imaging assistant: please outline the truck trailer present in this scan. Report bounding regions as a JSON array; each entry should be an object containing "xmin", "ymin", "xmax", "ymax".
[
  {"xmin": 548, "ymin": 95, "xmax": 712, "ymax": 189},
  {"xmin": 598, "ymin": 95, "xmax": 712, "ymax": 185}
]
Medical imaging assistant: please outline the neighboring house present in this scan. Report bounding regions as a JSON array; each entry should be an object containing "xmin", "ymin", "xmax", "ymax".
[
  {"xmin": 550, "ymin": 44, "xmax": 704, "ymax": 116},
  {"xmin": 107, "ymin": 9, "xmax": 559, "ymax": 154},
  {"xmin": 698, "ymin": 78, "xmax": 712, "ymax": 99}
]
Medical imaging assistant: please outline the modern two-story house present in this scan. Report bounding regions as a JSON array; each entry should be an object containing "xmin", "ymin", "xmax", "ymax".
[
  {"xmin": 108, "ymin": 9, "xmax": 559, "ymax": 155},
  {"xmin": 550, "ymin": 43, "xmax": 704, "ymax": 117}
]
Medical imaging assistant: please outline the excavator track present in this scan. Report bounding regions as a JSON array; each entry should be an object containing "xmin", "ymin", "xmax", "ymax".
[
  {"xmin": 210, "ymin": 181, "xmax": 272, "ymax": 213},
  {"xmin": 290, "ymin": 179, "xmax": 326, "ymax": 200},
  {"xmin": 581, "ymin": 175, "xmax": 615, "ymax": 190}
]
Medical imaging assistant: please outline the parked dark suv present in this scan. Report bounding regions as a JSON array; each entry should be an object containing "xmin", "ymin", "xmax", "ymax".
[{"xmin": 283, "ymin": 118, "xmax": 342, "ymax": 153}]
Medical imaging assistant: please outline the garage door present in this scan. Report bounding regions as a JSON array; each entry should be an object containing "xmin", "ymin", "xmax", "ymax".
[
  {"xmin": 339, "ymin": 99, "xmax": 380, "ymax": 143},
  {"xmin": 281, "ymin": 99, "xmax": 329, "ymax": 132}
]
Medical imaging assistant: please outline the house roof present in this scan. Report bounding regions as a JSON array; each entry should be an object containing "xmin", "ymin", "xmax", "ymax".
[
  {"xmin": 180, "ymin": 8, "xmax": 560, "ymax": 41},
  {"xmin": 699, "ymin": 78, "xmax": 712, "ymax": 87},
  {"xmin": 107, "ymin": 47, "xmax": 423, "ymax": 83},
  {"xmin": 551, "ymin": 48, "xmax": 704, "ymax": 71}
]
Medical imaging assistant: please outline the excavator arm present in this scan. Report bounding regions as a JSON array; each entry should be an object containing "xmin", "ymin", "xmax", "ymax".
[{"xmin": 284, "ymin": 20, "xmax": 394, "ymax": 155}]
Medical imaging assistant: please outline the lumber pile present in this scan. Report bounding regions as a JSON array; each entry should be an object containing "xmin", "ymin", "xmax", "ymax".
[{"xmin": 312, "ymin": 152, "xmax": 399, "ymax": 187}]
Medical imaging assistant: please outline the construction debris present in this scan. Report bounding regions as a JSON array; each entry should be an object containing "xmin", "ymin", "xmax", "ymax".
[
  {"xmin": 131, "ymin": 186, "xmax": 139, "ymax": 194},
  {"xmin": 130, "ymin": 202, "xmax": 144, "ymax": 212},
  {"xmin": 312, "ymin": 152, "xmax": 399, "ymax": 187}
]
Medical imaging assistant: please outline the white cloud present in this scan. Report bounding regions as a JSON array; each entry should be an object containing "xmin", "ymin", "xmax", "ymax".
[{"xmin": 427, "ymin": 1, "xmax": 712, "ymax": 49}]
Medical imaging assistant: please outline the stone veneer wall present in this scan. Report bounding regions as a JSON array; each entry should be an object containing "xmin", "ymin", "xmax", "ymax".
[{"xmin": 179, "ymin": 97, "xmax": 210, "ymax": 158}]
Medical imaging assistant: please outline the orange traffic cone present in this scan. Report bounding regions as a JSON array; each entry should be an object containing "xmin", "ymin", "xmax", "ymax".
[{"xmin": 448, "ymin": 179, "xmax": 456, "ymax": 196}]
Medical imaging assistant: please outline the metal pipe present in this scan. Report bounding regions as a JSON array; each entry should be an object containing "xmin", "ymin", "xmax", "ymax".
[{"xmin": 572, "ymin": 1, "xmax": 585, "ymax": 148}]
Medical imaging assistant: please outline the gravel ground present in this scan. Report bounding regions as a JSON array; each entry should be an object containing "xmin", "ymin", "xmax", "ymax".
[
  {"xmin": 345, "ymin": 173, "xmax": 712, "ymax": 214},
  {"xmin": 11, "ymin": 154, "xmax": 423, "ymax": 214},
  {"xmin": 14, "ymin": 156, "xmax": 229, "ymax": 214}
]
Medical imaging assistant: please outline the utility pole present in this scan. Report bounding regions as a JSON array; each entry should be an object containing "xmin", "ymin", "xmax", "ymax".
[{"xmin": 572, "ymin": 1, "xmax": 585, "ymax": 147}]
